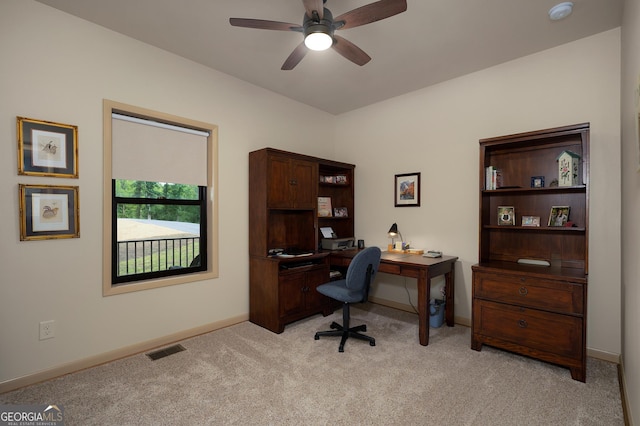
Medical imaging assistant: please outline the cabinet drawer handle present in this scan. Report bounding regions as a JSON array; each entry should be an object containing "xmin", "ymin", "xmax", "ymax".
[
  {"xmin": 290, "ymin": 179, "xmax": 297, "ymax": 185},
  {"xmin": 518, "ymin": 286, "xmax": 528, "ymax": 296},
  {"xmin": 518, "ymin": 319, "xmax": 528, "ymax": 328}
]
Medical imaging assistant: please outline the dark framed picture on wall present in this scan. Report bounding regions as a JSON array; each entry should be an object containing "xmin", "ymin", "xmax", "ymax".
[
  {"xmin": 19, "ymin": 184, "xmax": 80, "ymax": 241},
  {"xmin": 394, "ymin": 172, "xmax": 420, "ymax": 207},
  {"xmin": 17, "ymin": 116, "xmax": 78, "ymax": 178}
]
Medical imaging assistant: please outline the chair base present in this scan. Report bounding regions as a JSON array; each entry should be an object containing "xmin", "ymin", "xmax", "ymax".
[
  {"xmin": 314, "ymin": 321, "xmax": 376, "ymax": 352},
  {"xmin": 314, "ymin": 302, "xmax": 376, "ymax": 352}
]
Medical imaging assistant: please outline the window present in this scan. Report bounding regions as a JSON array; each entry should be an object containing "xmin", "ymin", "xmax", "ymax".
[{"xmin": 103, "ymin": 100, "xmax": 218, "ymax": 295}]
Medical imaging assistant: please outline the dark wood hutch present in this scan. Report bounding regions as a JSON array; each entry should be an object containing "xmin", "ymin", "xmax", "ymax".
[{"xmin": 248, "ymin": 148, "xmax": 355, "ymax": 333}]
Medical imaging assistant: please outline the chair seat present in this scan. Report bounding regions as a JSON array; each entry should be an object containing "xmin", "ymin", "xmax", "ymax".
[{"xmin": 316, "ymin": 280, "xmax": 364, "ymax": 304}]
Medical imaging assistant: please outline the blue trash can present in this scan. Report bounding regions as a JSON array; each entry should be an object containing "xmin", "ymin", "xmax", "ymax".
[{"xmin": 429, "ymin": 299, "xmax": 445, "ymax": 328}]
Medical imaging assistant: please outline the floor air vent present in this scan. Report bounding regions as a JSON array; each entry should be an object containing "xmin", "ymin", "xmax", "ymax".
[{"xmin": 146, "ymin": 344, "xmax": 186, "ymax": 360}]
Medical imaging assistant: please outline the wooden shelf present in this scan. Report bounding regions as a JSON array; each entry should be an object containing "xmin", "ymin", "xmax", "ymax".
[
  {"xmin": 483, "ymin": 225, "xmax": 586, "ymax": 232},
  {"xmin": 483, "ymin": 185, "xmax": 586, "ymax": 194},
  {"xmin": 472, "ymin": 123, "xmax": 589, "ymax": 382}
]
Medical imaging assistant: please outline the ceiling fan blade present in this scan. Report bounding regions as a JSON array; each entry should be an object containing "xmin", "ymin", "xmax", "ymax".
[
  {"xmin": 281, "ymin": 42, "xmax": 309, "ymax": 70},
  {"xmin": 333, "ymin": 0, "xmax": 407, "ymax": 30},
  {"xmin": 302, "ymin": 0, "xmax": 324, "ymax": 20},
  {"xmin": 229, "ymin": 18, "xmax": 302, "ymax": 32},
  {"xmin": 332, "ymin": 35, "xmax": 371, "ymax": 66}
]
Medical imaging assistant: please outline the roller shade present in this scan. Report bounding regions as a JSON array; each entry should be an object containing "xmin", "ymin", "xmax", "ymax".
[{"xmin": 112, "ymin": 113, "xmax": 208, "ymax": 186}]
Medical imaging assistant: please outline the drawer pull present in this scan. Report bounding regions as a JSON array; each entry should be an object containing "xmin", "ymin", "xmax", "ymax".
[
  {"xmin": 518, "ymin": 319, "xmax": 528, "ymax": 328},
  {"xmin": 518, "ymin": 286, "xmax": 528, "ymax": 296}
]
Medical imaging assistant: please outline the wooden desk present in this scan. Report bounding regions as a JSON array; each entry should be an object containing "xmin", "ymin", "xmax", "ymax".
[{"xmin": 330, "ymin": 250, "xmax": 458, "ymax": 346}]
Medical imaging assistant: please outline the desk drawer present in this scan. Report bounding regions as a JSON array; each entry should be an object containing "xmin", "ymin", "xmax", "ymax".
[
  {"xmin": 378, "ymin": 263, "xmax": 401, "ymax": 275},
  {"xmin": 474, "ymin": 300, "xmax": 583, "ymax": 358},
  {"xmin": 473, "ymin": 271, "xmax": 584, "ymax": 315},
  {"xmin": 330, "ymin": 256, "xmax": 352, "ymax": 268}
]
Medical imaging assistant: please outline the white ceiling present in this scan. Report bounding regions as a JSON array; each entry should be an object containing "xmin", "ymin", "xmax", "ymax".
[{"xmin": 36, "ymin": 0, "xmax": 623, "ymax": 115}]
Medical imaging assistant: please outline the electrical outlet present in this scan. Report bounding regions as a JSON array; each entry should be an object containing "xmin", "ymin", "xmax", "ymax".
[{"xmin": 39, "ymin": 320, "xmax": 55, "ymax": 340}]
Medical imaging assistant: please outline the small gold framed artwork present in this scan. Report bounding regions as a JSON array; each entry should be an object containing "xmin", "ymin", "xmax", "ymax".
[
  {"xmin": 17, "ymin": 117, "xmax": 78, "ymax": 178},
  {"xmin": 19, "ymin": 184, "xmax": 80, "ymax": 241}
]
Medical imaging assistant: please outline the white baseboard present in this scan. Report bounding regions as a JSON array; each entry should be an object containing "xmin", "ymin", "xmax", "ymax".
[
  {"xmin": 618, "ymin": 356, "xmax": 633, "ymax": 426},
  {"xmin": 0, "ymin": 314, "xmax": 248, "ymax": 394},
  {"xmin": 586, "ymin": 348, "xmax": 621, "ymax": 364}
]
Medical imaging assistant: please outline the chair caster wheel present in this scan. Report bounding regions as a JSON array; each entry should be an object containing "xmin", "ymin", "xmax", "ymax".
[
  {"xmin": 330, "ymin": 323, "xmax": 338, "ymax": 330},
  {"xmin": 314, "ymin": 334, "xmax": 319, "ymax": 340},
  {"xmin": 339, "ymin": 347, "xmax": 344, "ymax": 353},
  {"xmin": 370, "ymin": 341, "xmax": 375, "ymax": 346}
]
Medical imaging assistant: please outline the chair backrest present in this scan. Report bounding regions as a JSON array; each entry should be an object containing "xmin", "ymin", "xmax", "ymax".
[{"xmin": 345, "ymin": 247, "xmax": 382, "ymax": 302}]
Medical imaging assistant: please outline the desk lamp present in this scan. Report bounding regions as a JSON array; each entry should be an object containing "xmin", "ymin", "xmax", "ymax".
[{"xmin": 388, "ymin": 223, "xmax": 404, "ymax": 250}]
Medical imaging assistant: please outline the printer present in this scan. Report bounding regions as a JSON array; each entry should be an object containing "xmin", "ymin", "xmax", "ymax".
[
  {"xmin": 320, "ymin": 227, "xmax": 354, "ymax": 250},
  {"xmin": 321, "ymin": 237, "xmax": 355, "ymax": 250}
]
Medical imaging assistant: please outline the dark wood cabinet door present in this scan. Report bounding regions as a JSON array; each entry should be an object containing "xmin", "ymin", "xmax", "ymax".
[
  {"xmin": 279, "ymin": 270, "xmax": 306, "ymax": 317},
  {"xmin": 290, "ymin": 159, "xmax": 316, "ymax": 209},
  {"xmin": 303, "ymin": 266, "xmax": 331, "ymax": 310},
  {"xmin": 267, "ymin": 156, "xmax": 317, "ymax": 209},
  {"xmin": 267, "ymin": 155, "xmax": 294, "ymax": 208},
  {"xmin": 279, "ymin": 265, "xmax": 330, "ymax": 318}
]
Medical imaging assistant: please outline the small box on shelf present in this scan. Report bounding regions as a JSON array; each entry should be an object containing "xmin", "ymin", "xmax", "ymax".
[{"xmin": 557, "ymin": 150, "xmax": 581, "ymax": 187}]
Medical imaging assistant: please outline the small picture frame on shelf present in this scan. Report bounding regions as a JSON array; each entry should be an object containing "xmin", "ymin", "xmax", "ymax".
[
  {"xmin": 335, "ymin": 175, "xmax": 348, "ymax": 184},
  {"xmin": 530, "ymin": 176, "xmax": 545, "ymax": 188},
  {"xmin": 318, "ymin": 196, "xmax": 332, "ymax": 217},
  {"xmin": 548, "ymin": 206, "xmax": 570, "ymax": 227},
  {"xmin": 333, "ymin": 207, "xmax": 348, "ymax": 217},
  {"xmin": 521, "ymin": 216, "xmax": 541, "ymax": 227},
  {"xmin": 497, "ymin": 206, "xmax": 515, "ymax": 226}
]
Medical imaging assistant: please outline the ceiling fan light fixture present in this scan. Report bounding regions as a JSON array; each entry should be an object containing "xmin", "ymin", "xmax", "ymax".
[
  {"xmin": 304, "ymin": 30, "xmax": 333, "ymax": 51},
  {"xmin": 548, "ymin": 2, "xmax": 573, "ymax": 21}
]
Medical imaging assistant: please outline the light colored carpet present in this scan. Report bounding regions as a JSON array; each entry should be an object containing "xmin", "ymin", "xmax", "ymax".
[{"xmin": 1, "ymin": 304, "xmax": 624, "ymax": 425}]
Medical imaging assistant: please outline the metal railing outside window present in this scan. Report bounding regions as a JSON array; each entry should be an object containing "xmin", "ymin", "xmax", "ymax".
[{"xmin": 117, "ymin": 236, "xmax": 200, "ymax": 276}]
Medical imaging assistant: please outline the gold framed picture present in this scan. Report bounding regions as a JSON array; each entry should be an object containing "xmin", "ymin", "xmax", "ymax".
[
  {"xmin": 548, "ymin": 206, "xmax": 570, "ymax": 227},
  {"xmin": 17, "ymin": 117, "xmax": 78, "ymax": 178},
  {"xmin": 497, "ymin": 206, "xmax": 515, "ymax": 226},
  {"xmin": 19, "ymin": 184, "xmax": 80, "ymax": 241}
]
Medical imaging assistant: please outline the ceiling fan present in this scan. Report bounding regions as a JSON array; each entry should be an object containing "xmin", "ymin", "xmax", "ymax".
[{"xmin": 229, "ymin": 0, "xmax": 407, "ymax": 70}]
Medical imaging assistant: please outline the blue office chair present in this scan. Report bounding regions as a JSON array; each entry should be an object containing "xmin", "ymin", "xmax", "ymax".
[{"xmin": 314, "ymin": 246, "xmax": 382, "ymax": 352}]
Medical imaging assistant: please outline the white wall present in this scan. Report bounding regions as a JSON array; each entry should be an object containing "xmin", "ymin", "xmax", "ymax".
[
  {"xmin": 0, "ymin": 1, "xmax": 336, "ymax": 384},
  {"xmin": 335, "ymin": 29, "xmax": 622, "ymax": 358},
  {"xmin": 621, "ymin": 0, "xmax": 640, "ymax": 423}
]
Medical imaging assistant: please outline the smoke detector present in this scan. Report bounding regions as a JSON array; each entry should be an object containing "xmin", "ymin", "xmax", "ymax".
[{"xmin": 549, "ymin": 2, "xmax": 574, "ymax": 21}]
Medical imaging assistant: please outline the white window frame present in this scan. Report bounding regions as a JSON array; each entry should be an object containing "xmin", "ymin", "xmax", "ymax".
[{"xmin": 103, "ymin": 99, "xmax": 218, "ymax": 296}]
